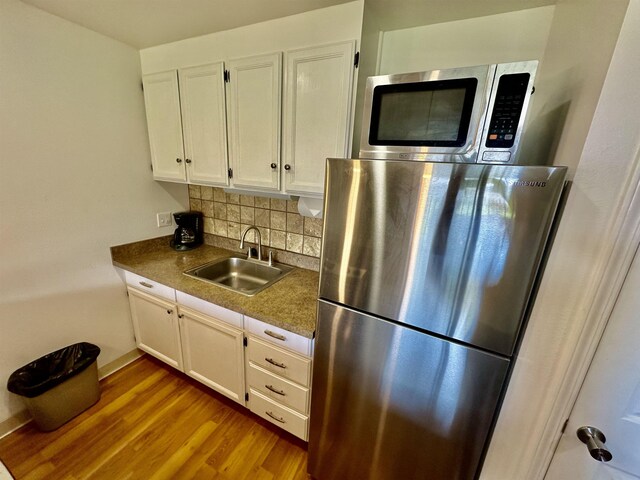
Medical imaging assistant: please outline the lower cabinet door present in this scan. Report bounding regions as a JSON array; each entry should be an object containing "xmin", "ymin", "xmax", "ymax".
[
  {"xmin": 128, "ymin": 287, "xmax": 183, "ymax": 371},
  {"xmin": 178, "ymin": 306, "xmax": 245, "ymax": 405},
  {"xmin": 249, "ymin": 388, "xmax": 308, "ymax": 441}
]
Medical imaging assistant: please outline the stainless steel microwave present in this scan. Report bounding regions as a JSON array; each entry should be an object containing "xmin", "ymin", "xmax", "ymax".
[{"xmin": 359, "ymin": 61, "xmax": 537, "ymax": 164}]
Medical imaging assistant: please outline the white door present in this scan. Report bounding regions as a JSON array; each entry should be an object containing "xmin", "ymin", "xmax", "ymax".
[
  {"xmin": 545, "ymin": 246, "xmax": 640, "ymax": 479},
  {"xmin": 128, "ymin": 287, "xmax": 183, "ymax": 371},
  {"xmin": 178, "ymin": 306, "xmax": 245, "ymax": 405},
  {"xmin": 283, "ymin": 41, "xmax": 356, "ymax": 196},
  {"xmin": 226, "ymin": 52, "xmax": 281, "ymax": 192},
  {"xmin": 142, "ymin": 70, "xmax": 186, "ymax": 182},
  {"xmin": 179, "ymin": 63, "xmax": 230, "ymax": 187}
]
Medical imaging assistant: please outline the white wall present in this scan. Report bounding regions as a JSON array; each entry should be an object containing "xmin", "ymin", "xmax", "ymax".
[
  {"xmin": 140, "ymin": 1, "xmax": 364, "ymax": 73},
  {"xmin": 480, "ymin": 1, "xmax": 632, "ymax": 478},
  {"xmin": 378, "ymin": 6, "xmax": 555, "ymax": 75},
  {"xmin": 520, "ymin": 0, "xmax": 631, "ymax": 171},
  {"xmin": 350, "ymin": 1, "xmax": 384, "ymax": 156},
  {"xmin": 0, "ymin": 0, "xmax": 188, "ymax": 426}
]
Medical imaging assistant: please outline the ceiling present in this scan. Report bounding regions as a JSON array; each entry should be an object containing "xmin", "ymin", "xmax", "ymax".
[
  {"xmin": 19, "ymin": 0, "xmax": 557, "ymax": 50},
  {"xmin": 18, "ymin": 0, "xmax": 355, "ymax": 49},
  {"xmin": 367, "ymin": 0, "xmax": 557, "ymax": 32}
]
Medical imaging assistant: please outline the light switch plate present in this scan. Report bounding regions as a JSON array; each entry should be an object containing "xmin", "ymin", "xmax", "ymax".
[{"xmin": 156, "ymin": 212, "xmax": 172, "ymax": 227}]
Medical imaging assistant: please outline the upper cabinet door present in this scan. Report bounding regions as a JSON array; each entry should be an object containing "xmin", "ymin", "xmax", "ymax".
[
  {"xmin": 142, "ymin": 71, "xmax": 186, "ymax": 182},
  {"xmin": 226, "ymin": 53, "xmax": 282, "ymax": 192},
  {"xmin": 178, "ymin": 63, "xmax": 229, "ymax": 187},
  {"xmin": 283, "ymin": 41, "xmax": 356, "ymax": 196}
]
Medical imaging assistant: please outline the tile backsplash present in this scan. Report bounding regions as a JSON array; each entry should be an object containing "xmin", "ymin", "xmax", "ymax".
[{"xmin": 188, "ymin": 186, "xmax": 323, "ymax": 267}]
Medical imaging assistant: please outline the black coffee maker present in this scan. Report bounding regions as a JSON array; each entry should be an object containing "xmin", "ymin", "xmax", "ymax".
[{"xmin": 170, "ymin": 211, "xmax": 203, "ymax": 251}]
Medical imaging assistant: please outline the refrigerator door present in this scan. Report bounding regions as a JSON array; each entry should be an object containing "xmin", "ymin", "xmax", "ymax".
[
  {"xmin": 309, "ymin": 300, "xmax": 510, "ymax": 480},
  {"xmin": 319, "ymin": 158, "xmax": 566, "ymax": 355}
]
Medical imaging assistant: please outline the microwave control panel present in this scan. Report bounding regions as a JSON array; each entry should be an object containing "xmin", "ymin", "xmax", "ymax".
[{"xmin": 485, "ymin": 73, "xmax": 531, "ymax": 149}]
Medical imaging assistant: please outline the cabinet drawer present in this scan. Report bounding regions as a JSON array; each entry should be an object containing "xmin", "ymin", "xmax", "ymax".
[
  {"xmin": 247, "ymin": 337, "xmax": 311, "ymax": 387},
  {"xmin": 125, "ymin": 271, "xmax": 176, "ymax": 301},
  {"xmin": 249, "ymin": 388, "xmax": 308, "ymax": 441},
  {"xmin": 247, "ymin": 363, "xmax": 309, "ymax": 414},
  {"xmin": 176, "ymin": 291, "xmax": 243, "ymax": 329},
  {"xmin": 245, "ymin": 316, "xmax": 313, "ymax": 356}
]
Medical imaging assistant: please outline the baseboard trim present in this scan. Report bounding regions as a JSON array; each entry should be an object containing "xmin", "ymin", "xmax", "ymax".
[
  {"xmin": 0, "ymin": 411, "xmax": 31, "ymax": 441},
  {"xmin": 0, "ymin": 349, "xmax": 144, "ymax": 439},
  {"xmin": 97, "ymin": 349, "xmax": 144, "ymax": 380}
]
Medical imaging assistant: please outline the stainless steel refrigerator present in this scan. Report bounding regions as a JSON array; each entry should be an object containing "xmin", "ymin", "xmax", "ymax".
[{"xmin": 308, "ymin": 158, "xmax": 567, "ymax": 480}]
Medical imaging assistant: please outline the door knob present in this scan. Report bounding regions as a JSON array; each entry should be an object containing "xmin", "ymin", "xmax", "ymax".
[
  {"xmin": 284, "ymin": 164, "xmax": 291, "ymax": 171},
  {"xmin": 185, "ymin": 158, "xmax": 192, "ymax": 164},
  {"xmin": 270, "ymin": 163, "xmax": 277, "ymax": 169},
  {"xmin": 577, "ymin": 426, "xmax": 613, "ymax": 462}
]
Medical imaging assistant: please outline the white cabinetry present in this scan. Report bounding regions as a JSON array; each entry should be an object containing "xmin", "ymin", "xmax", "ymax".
[
  {"xmin": 226, "ymin": 53, "xmax": 282, "ymax": 192},
  {"xmin": 142, "ymin": 41, "xmax": 357, "ymax": 196},
  {"xmin": 179, "ymin": 64, "xmax": 229, "ymax": 186},
  {"xmin": 123, "ymin": 272, "xmax": 315, "ymax": 439},
  {"xmin": 143, "ymin": 63, "xmax": 229, "ymax": 186},
  {"xmin": 127, "ymin": 286, "xmax": 183, "ymax": 371},
  {"xmin": 283, "ymin": 41, "xmax": 356, "ymax": 196},
  {"xmin": 178, "ymin": 305, "xmax": 245, "ymax": 404},
  {"xmin": 244, "ymin": 316, "xmax": 313, "ymax": 440},
  {"xmin": 142, "ymin": 71, "xmax": 185, "ymax": 182}
]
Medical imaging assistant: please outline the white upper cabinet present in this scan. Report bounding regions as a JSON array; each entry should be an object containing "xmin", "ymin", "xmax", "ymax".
[
  {"xmin": 226, "ymin": 53, "xmax": 282, "ymax": 192},
  {"xmin": 283, "ymin": 41, "xmax": 356, "ymax": 196},
  {"xmin": 142, "ymin": 71, "xmax": 186, "ymax": 182},
  {"xmin": 143, "ymin": 64, "xmax": 229, "ymax": 186},
  {"xmin": 178, "ymin": 63, "xmax": 229, "ymax": 186}
]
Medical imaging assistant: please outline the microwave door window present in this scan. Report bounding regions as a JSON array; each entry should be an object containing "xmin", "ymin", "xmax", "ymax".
[
  {"xmin": 370, "ymin": 78, "xmax": 477, "ymax": 148},
  {"xmin": 426, "ymin": 89, "xmax": 466, "ymax": 140}
]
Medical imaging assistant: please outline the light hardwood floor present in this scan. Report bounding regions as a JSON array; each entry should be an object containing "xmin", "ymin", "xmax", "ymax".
[{"xmin": 0, "ymin": 355, "xmax": 310, "ymax": 479}]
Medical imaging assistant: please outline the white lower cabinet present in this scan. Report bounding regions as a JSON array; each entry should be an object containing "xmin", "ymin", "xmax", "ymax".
[
  {"xmin": 249, "ymin": 388, "xmax": 309, "ymax": 441},
  {"xmin": 245, "ymin": 334, "xmax": 313, "ymax": 441},
  {"xmin": 127, "ymin": 286, "xmax": 183, "ymax": 371},
  {"xmin": 246, "ymin": 363, "xmax": 309, "ymax": 413},
  {"xmin": 178, "ymin": 305, "xmax": 245, "ymax": 405},
  {"xmin": 124, "ymin": 272, "xmax": 313, "ymax": 440}
]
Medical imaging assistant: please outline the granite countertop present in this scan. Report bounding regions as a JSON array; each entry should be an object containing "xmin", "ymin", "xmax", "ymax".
[{"xmin": 111, "ymin": 237, "xmax": 319, "ymax": 339}]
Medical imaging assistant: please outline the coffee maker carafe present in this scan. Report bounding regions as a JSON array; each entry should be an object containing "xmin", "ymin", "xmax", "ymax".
[{"xmin": 170, "ymin": 211, "xmax": 203, "ymax": 251}]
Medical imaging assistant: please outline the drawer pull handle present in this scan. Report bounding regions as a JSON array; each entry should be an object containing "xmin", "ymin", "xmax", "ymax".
[
  {"xmin": 139, "ymin": 281, "xmax": 153, "ymax": 288},
  {"xmin": 265, "ymin": 384, "xmax": 286, "ymax": 396},
  {"xmin": 266, "ymin": 411, "xmax": 286, "ymax": 424},
  {"xmin": 265, "ymin": 357, "xmax": 287, "ymax": 369},
  {"xmin": 264, "ymin": 329, "xmax": 286, "ymax": 341}
]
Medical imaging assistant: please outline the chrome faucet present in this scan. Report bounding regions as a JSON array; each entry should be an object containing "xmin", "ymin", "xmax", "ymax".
[{"xmin": 239, "ymin": 225, "xmax": 262, "ymax": 261}]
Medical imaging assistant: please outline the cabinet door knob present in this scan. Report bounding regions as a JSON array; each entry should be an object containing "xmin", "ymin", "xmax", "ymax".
[
  {"xmin": 270, "ymin": 163, "xmax": 277, "ymax": 169},
  {"xmin": 176, "ymin": 158, "xmax": 182, "ymax": 163},
  {"xmin": 185, "ymin": 158, "xmax": 192, "ymax": 164},
  {"xmin": 166, "ymin": 309, "xmax": 173, "ymax": 315},
  {"xmin": 284, "ymin": 164, "xmax": 291, "ymax": 171}
]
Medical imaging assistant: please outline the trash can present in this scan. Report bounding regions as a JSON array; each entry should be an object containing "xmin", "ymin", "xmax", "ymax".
[{"xmin": 7, "ymin": 342, "xmax": 101, "ymax": 431}]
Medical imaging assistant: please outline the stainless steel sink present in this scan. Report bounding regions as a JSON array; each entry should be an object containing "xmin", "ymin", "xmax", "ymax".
[{"xmin": 184, "ymin": 256, "xmax": 294, "ymax": 296}]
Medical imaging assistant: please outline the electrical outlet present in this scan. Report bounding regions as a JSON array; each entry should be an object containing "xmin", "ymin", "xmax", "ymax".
[{"xmin": 156, "ymin": 212, "xmax": 172, "ymax": 227}]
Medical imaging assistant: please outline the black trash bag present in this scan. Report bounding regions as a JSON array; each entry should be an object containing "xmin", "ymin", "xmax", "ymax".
[{"xmin": 7, "ymin": 342, "xmax": 100, "ymax": 398}]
